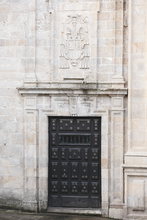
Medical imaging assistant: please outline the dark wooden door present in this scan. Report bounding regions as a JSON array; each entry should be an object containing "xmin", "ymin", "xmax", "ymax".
[{"xmin": 48, "ymin": 117, "xmax": 101, "ymax": 208}]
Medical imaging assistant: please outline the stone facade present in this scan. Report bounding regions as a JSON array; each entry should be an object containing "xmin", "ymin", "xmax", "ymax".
[{"xmin": 0, "ymin": 0, "xmax": 146, "ymax": 219}]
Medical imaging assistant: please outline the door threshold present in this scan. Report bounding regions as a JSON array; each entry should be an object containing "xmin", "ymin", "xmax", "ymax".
[{"xmin": 47, "ymin": 207, "xmax": 102, "ymax": 215}]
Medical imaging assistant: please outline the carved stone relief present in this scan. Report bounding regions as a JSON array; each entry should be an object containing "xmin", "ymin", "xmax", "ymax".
[
  {"xmin": 60, "ymin": 15, "xmax": 90, "ymax": 70},
  {"xmin": 53, "ymin": 97, "xmax": 69, "ymax": 113},
  {"xmin": 49, "ymin": 0, "xmax": 99, "ymax": 80}
]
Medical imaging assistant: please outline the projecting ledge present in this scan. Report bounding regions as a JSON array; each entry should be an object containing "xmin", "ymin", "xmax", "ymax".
[{"xmin": 18, "ymin": 84, "xmax": 128, "ymax": 96}]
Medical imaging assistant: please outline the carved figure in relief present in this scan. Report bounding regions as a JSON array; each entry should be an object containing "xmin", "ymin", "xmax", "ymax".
[{"xmin": 60, "ymin": 15, "xmax": 90, "ymax": 69}]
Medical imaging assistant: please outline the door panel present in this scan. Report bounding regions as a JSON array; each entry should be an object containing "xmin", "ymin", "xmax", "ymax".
[{"xmin": 48, "ymin": 117, "xmax": 101, "ymax": 208}]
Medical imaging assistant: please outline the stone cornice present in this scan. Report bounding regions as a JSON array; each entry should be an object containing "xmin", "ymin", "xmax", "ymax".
[{"xmin": 18, "ymin": 82, "xmax": 128, "ymax": 96}]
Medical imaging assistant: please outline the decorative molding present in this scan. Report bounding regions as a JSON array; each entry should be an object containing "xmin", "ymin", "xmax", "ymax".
[
  {"xmin": 132, "ymin": 180, "xmax": 145, "ymax": 211},
  {"xmin": 113, "ymin": 0, "xmax": 124, "ymax": 81},
  {"xmin": 69, "ymin": 96, "xmax": 78, "ymax": 115},
  {"xmin": 37, "ymin": 108, "xmax": 109, "ymax": 214},
  {"xmin": 111, "ymin": 96, "xmax": 124, "ymax": 109},
  {"xmin": 123, "ymin": 165, "xmax": 147, "ymax": 169},
  {"xmin": 124, "ymin": 169, "xmax": 147, "ymax": 217},
  {"xmin": 23, "ymin": 0, "xmax": 37, "ymax": 87},
  {"xmin": 110, "ymin": 110, "xmax": 124, "ymax": 205},
  {"xmin": 18, "ymin": 84, "xmax": 128, "ymax": 96}
]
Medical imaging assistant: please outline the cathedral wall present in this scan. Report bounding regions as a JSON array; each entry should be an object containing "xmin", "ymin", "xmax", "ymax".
[
  {"xmin": 0, "ymin": 0, "xmax": 35, "ymax": 208},
  {"xmin": 124, "ymin": 0, "xmax": 147, "ymax": 219},
  {"xmin": 0, "ymin": 1, "xmax": 133, "ymax": 220}
]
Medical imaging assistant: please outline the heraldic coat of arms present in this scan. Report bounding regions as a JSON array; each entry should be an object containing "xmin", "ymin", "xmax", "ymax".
[{"xmin": 60, "ymin": 15, "xmax": 90, "ymax": 70}]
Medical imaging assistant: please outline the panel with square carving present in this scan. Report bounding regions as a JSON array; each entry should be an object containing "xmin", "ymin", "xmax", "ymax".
[
  {"xmin": 71, "ymin": 162, "xmax": 79, "ymax": 179},
  {"xmin": 80, "ymin": 182, "xmax": 89, "ymax": 194},
  {"xmin": 94, "ymin": 119, "xmax": 101, "ymax": 132},
  {"xmin": 59, "ymin": 119, "xmax": 74, "ymax": 131},
  {"xmin": 51, "ymin": 119, "xmax": 57, "ymax": 131},
  {"xmin": 91, "ymin": 182, "xmax": 99, "ymax": 194},
  {"xmin": 61, "ymin": 162, "xmax": 69, "ymax": 179},
  {"xmin": 51, "ymin": 148, "xmax": 58, "ymax": 160},
  {"xmin": 91, "ymin": 148, "xmax": 99, "ymax": 160},
  {"xmin": 91, "ymin": 163, "xmax": 99, "ymax": 180},
  {"xmin": 51, "ymin": 133, "xmax": 56, "ymax": 146},
  {"xmin": 76, "ymin": 119, "xmax": 91, "ymax": 131},
  {"xmin": 69, "ymin": 148, "xmax": 81, "ymax": 160},
  {"xmin": 61, "ymin": 148, "xmax": 67, "ymax": 160},
  {"xmin": 71, "ymin": 182, "xmax": 79, "ymax": 194},
  {"xmin": 83, "ymin": 148, "xmax": 89, "ymax": 160},
  {"xmin": 81, "ymin": 162, "xmax": 88, "ymax": 180},
  {"xmin": 61, "ymin": 181, "xmax": 69, "ymax": 193},
  {"xmin": 51, "ymin": 181, "xmax": 59, "ymax": 193},
  {"xmin": 51, "ymin": 162, "xmax": 58, "ymax": 179},
  {"xmin": 93, "ymin": 133, "xmax": 100, "ymax": 146}
]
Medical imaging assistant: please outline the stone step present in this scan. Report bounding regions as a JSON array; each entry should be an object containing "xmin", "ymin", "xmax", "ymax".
[{"xmin": 0, "ymin": 211, "xmax": 112, "ymax": 220}]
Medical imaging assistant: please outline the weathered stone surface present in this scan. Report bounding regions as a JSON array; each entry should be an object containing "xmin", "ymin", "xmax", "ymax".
[
  {"xmin": 0, "ymin": 0, "xmax": 147, "ymax": 219},
  {"xmin": 0, "ymin": 210, "xmax": 112, "ymax": 220}
]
